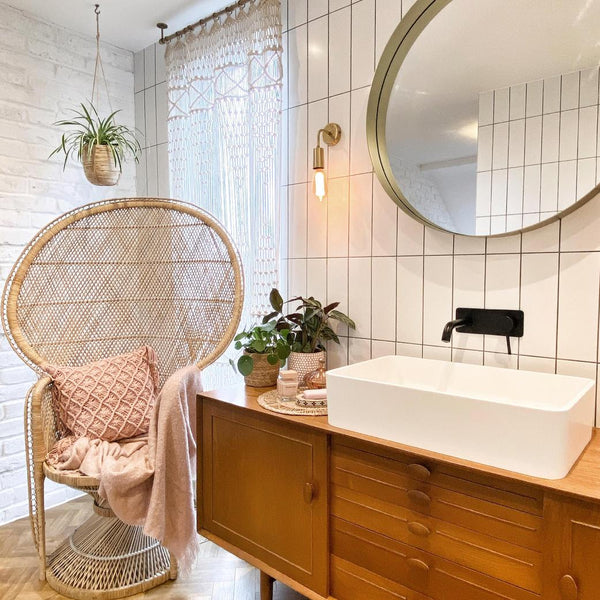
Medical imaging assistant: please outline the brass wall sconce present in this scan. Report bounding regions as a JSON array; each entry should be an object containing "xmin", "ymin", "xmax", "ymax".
[{"xmin": 313, "ymin": 123, "xmax": 341, "ymax": 201}]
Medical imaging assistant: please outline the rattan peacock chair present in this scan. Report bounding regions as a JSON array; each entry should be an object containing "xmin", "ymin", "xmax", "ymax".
[{"xmin": 1, "ymin": 198, "xmax": 244, "ymax": 599}]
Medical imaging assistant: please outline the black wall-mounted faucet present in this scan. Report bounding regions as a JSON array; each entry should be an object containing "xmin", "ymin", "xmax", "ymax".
[
  {"xmin": 442, "ymin": 318, "xmax": 470, "ymax": 342},
  {"xmin": 441, "ymin": 308, "xmax": 524, "ymax": 355}
]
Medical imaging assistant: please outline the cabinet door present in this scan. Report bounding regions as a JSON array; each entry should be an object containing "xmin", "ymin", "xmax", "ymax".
[
  {"xmin": 544, "ymin": 495, "xmax": 600, "ymax": 600},
  {"xmin": 200, "ymin": 399, "xmax": 328, "ymax": 596}
]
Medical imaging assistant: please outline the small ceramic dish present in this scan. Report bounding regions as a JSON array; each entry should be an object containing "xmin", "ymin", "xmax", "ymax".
[{"xmin": 296, "ymin": 392, "xmax": 327, "ymax": 408}]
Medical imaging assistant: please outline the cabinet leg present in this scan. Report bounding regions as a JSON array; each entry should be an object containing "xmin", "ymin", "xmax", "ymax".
[{"xmin": 260, "ymin": 571, "xmax": 274, "ymax": 600}]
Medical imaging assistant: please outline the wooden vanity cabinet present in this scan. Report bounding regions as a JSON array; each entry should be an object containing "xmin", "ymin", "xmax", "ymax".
[
  {"xmin": 544, "ymin": 495, "xmax": 600, "ymax": 600},
  {"xmin": 197, "ymin": 388, "xmax": 600, "ymax": 600},
  {"xmin": 199, "ymin": 398, "xmax": 329, "ymax": 597}
]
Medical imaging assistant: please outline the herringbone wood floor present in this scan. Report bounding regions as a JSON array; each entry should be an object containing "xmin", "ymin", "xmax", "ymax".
[{"xmin": 0, "ymin": 496, "xmax": 307, "ymax": 600}]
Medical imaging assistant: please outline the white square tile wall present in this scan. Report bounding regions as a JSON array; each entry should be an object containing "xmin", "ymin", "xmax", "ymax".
[
  {"xmin": 0, "ymin": 4, "xmax": 136, "ymax": 526},
  {"xmin": 134, "ymin": 0, "xmax": 600, "ymax": 431}
]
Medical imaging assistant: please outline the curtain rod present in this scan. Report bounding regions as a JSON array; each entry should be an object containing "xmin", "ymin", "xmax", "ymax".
[{"xmin": 158, "ymin": 0, "xmax": 255, "ymax": 44}]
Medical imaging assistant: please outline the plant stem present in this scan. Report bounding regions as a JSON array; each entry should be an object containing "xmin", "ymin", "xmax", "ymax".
[{"xmin": 311, "ymin": 318, "xmax": 326, "ymax": 352}]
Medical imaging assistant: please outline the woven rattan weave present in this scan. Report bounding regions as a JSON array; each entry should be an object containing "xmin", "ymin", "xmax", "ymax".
[{"xmin": 1, "ymin": 197, "xmax": 244, "ymax": 599}]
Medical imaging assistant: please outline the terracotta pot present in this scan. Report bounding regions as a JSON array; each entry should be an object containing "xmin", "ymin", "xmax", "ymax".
[
  {"xmin": 288, "ymin": 350, "xmax": 326, "ymax": 387},
  {"xmin": 82, "ymin": 144, "xmax": 121, "ymax": 186},
  {"xmin": 243, "ymin": 351, "xmax": 280, "ymax": 387}
]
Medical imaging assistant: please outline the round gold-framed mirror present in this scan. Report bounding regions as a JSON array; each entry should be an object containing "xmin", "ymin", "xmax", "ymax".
[{"xmin": 368, "ymin": 0, "xmax": 600, "ymax": 237}]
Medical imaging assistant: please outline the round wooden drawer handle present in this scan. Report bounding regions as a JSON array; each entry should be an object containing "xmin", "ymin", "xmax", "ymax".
[
  {"xmin": 407, "ymin": 489, "xmax": 431, "ymax": 506},
  {"xmin": 407, "ymin": 558, "xmax": 430, "ymax": 574},
  {"xmin": 407, "ymin": 463, "xmax": 431, "ymax": 480},
  {"xmin": 408, "ymin": 521, "xmax": 431, "ymax": 537},
  {"xmin": 559, "ymin": 574, "xmax": 578, "ymax": 600}
]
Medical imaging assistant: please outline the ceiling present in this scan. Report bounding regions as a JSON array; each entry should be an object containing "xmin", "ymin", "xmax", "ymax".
[{"xmin": 8, "ymin": 0, "xmax": 231, "ymax": 52}]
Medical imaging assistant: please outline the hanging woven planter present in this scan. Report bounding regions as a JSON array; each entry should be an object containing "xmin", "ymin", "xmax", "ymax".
[
  {"xmin": 49, "ymin": 5, "xmax": 140, "ymax": 186},
  {"xmin": 81, "ymin": 144, "xmax": 121, "ymax": 186}
]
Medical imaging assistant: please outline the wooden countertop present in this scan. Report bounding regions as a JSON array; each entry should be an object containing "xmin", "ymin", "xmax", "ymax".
[{"xmin": 198, "ymin": 385, "xmax": 600, "ymax": 503}]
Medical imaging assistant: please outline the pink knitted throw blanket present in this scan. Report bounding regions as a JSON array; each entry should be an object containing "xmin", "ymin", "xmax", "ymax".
[{"xmin": 48, "ymin": 364, "xmax": 202, "ymax": 572}]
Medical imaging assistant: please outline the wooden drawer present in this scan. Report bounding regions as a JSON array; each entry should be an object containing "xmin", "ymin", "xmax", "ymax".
[
  {"xmin": 332, "ymin": 518, "xmax": 540, "ymax": 600},
  {"xmin": 331, "ymin": 441, "xmax": 543, "ymax": 593},
  {"xmin": 331, "ymin": 555, "xmax": 434, "ymax": 600},
  {"xmin": 332, "ymin": 487, "xmax": 542, "ymax": 593},
  {"xmin": 332, "ymin": 440, "xmax": 543, "ymax": 550},
  {"xmin": 332, "ymin": 440, "xmax": 543, "ymax": 517}
]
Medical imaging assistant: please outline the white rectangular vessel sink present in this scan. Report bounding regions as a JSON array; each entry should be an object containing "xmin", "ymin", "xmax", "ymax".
[{"xmin": 327, "ymin": 356, "xmax": 595, "ymax": 479}]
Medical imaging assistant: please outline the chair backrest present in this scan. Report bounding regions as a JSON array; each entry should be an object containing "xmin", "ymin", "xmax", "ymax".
[{"xmin": 2, "ymin": 198, "xmax": 244, "ymax": 385}]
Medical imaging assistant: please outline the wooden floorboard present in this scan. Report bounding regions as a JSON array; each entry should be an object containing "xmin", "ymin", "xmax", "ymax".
[{"xmin": 0, "ymin": 496, "xmax": 307, "ymax": 600}]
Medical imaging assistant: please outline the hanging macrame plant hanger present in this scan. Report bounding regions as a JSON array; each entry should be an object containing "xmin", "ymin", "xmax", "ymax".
[{"xmin": 82, "ymin": 4, "xmax": 120, "ymax": 186}]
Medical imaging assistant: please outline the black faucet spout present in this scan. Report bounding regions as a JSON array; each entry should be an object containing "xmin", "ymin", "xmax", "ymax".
[{"xmin": 441, "ymin": 318, "xmax": 469, "ymax": 343}]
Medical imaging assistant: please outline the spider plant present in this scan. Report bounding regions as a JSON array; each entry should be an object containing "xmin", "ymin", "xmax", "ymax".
[{"xmin": 49, "ymin": 103, "xmax": 141, "ymax": 171}]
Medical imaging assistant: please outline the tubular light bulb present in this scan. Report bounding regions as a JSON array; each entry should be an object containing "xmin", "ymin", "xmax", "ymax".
[{"xmin": 313, "ymin": 168, "xmax": 327, "ymax": 202}]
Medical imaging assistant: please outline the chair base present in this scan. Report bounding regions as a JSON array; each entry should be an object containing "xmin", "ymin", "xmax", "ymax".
[{"xmin": 45, "ymin": 513, "xmax": 172, "ymax": 600}]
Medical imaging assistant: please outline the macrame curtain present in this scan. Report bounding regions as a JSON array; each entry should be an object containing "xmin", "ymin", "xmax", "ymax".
[{"xmin": 164, "ymin": 0, "xmax": 283, "ymax": 386}]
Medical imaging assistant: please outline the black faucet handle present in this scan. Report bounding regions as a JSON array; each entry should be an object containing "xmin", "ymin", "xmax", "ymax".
[{"xmin": 501, "ymin": 316, "xmax": 514, "ymax": 355}]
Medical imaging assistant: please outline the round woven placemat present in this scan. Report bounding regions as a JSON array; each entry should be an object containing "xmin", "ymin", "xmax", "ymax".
[{"xmin": 257, "ymin": 390, "xmax": 328, "ymax": 416}]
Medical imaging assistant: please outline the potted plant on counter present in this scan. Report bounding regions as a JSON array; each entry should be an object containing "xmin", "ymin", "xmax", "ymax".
[
  {"xmin": 265, "ymin": 288, "xmax": 356, "ymax": 384},
  {"xmin": 232, "ymin": 321, "xmax": 291, "ymax": 387},
  {"xmin": 49, "ymin": 103, "xmax": 140, "ymax": 186}
]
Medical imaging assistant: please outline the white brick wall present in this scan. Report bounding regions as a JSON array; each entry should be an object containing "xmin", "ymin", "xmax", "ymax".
[{"xmin": 0, "ymin": 2, "xmax": 136, "ymax": 526}]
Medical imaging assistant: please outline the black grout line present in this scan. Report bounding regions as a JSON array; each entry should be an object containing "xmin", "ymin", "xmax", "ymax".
[
  {"xmin": 303, "ymin": 0, "xmax": 309, "ymax": 298},
  {"xmin": 450, "ymin": 234, "xmax": 455, "ymax": 360},
  {"xmin": 420, "ymin": 224, "xmax": 425, "ymax": 358},
  {"xmin": 345, "ymin": 0, "xmax": 353, "ymax": 366},
  {"xmin": 287, "ymin": 85, "xmax": 371, "ymax": 111},
  {"xmin": 595, "ymin": 262, "xmax": 600, "ymax": 424},
  {"xmin": 574, "ymin": 71, "xmax": 581, "ymax": 204},
  {"xmin": 554, "ymin": 218, "xmax": 562, "ymax": 375},
  {"xmin": 516, "ymin": 230, "xmax": 523, "ymax": 367}
]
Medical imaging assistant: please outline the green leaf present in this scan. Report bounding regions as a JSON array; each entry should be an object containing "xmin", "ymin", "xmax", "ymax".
[
  {"xmin": 304, "ymin": 308, "xmax": 318, "ymax": 322},
  {"xmin": 286, "ymin": 314, "xmax": 303, "ymax": 326},
  {"xmin": 251, "ymin": 339, "xmax": 267, "ymax": 353},
  {"xmin": 269, "ymin": 288, "xmax": 284, "ymax": 312},
  {"xmin": 276, "ymin": 345, "xmax": 291, "ymax": 360},
  {"xmin": 266, "ymin": 353, "xmax": 279, "ymax": 365},
  {"xmin": 234, "ymin": 341, "xmax": 242, "ymax": 350},
  {"xmin": 329, "ymin": 310, "xmax": 356, "ymax": 329},
  {"xmin": 321, "ymin": 326, "xmax": 340, "ymax": 344},
  {"xmin": 238, "ymin": 354, "xmax": 254, "ymax": 376},
  {"xmin": 262, "ymin": 311, "xmax": 279, "ymax": 324}
]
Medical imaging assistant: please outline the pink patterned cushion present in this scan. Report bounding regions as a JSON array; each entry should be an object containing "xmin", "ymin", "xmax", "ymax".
[{"xmin": 42, "ymin": 346, "xmax": 159, "ymax": 442}]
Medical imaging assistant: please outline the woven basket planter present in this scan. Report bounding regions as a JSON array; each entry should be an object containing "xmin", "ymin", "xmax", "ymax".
[
  {"xmin": 243, "ymin": 352, "xmax": 280, "ymax": 387},
  {"xmin": 82, "ymin": 144, "xmax": 121, "ymax": 186},
  {"xmin": 288, "ymin": 350, "xmax": 326, "ymax": 386}
]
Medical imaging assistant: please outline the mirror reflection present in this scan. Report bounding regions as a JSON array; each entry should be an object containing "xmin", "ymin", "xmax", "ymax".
[{"xmin": 384, "ymin": 0, "xmax": 600, "ymax": 235}]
